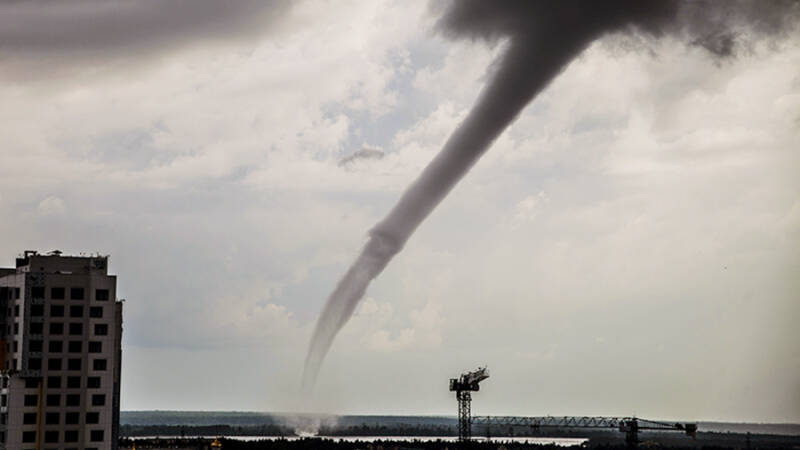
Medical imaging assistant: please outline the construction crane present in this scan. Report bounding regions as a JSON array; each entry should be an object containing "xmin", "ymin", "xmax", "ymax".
[
  {"xmin": 472, "ymin": 416, "xmax": 697, "ymax": 446},
  {"xmin": 449, "ymin": 366, "xmax": 489, "ymax": 441}
]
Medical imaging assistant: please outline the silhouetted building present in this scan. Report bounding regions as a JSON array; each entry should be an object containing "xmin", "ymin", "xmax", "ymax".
[{"xmin": 0, "ymin": 251, "xmax": 123, "ymax": 450}]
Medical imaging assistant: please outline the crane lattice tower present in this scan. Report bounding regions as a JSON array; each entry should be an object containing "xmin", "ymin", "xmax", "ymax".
[{"xmin": 449, "ymin": 367, "xmax": 489, "ymax": 441}]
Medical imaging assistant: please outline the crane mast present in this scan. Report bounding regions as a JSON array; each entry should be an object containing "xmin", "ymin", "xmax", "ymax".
[{"xmin": 449, "ymin": 366, "xmax": 489, "ymax": 441}]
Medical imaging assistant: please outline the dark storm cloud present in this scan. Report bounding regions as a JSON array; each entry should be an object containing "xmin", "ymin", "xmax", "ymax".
[
  {"xmin": 339, "ymin": 147, "xmax": 385, "ymax": 166},
  {"xmin": 0, "ymin": 0, "xmax": 291, "ymax": 77},
  {"xmin": 303, "ymin": 0, "xmax": 800, "ymax": 388},
  {"xmin": 678, "ymin": 0, "xmax": 800, "ymax": 56},
  {"xmin": 439, "ymin": 0, "xmax": 800, "ymax": 57}
]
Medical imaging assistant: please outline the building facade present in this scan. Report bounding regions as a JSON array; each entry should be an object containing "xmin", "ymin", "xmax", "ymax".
[{"xmin": 0, "ymin": 251, "xmax": 123, "ymax": 450}]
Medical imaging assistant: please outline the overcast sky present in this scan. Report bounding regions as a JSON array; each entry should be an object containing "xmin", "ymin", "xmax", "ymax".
[{"xmin": 1, "ymin": 0, "xmax": 798, "ymax": 423}]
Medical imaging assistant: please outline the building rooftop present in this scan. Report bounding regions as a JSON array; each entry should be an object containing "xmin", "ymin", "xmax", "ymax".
[{"xmin": 4, "ymin": 250, "xmax": 110, "ymax": 275}]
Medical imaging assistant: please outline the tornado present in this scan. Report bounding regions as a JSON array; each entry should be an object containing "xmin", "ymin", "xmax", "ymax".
[{"xmin": 302, "ymin": 0, "xmax": 800, "ymax": 389}]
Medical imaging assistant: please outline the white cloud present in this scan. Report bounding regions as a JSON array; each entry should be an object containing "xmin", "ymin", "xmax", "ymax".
[
  {"xmin": 364, "ymin": 328, "xmax": 416, "ymax": 352},
  {"xmin": 511, "ymin": 191, "xmax": 549, "ymax": 226},
  {"xmin": 37, "ymin": 196, "xmax": 66, "ymax": 216},
  {"xmin": 413, "ymin": 39, "xmax": 498, "ymax": 106}
]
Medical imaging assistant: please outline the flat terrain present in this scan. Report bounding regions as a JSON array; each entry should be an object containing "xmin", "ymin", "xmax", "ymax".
[{"xmin": 120, "ymin": 411, "xmax": 800, "ymax": 449}]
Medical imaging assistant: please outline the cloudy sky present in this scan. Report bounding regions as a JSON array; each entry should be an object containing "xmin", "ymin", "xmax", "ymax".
[{"xmin": 1, "ymin": 0, "xmax": 798, "ymax": 423}]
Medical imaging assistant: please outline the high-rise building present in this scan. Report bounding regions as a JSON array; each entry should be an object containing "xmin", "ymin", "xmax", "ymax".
[{"xmin": 0, "ymin": 251, "xmax": 123, "ymax": 450}]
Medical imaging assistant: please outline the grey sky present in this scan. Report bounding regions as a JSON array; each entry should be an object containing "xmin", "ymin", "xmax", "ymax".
[
  {"xmin": 0, "ymin": 1, "xmax": 798, "ymax": 422},
  {"xmin": 0, "ymin": 0, "xmax": 291, "ymax": 79}
]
